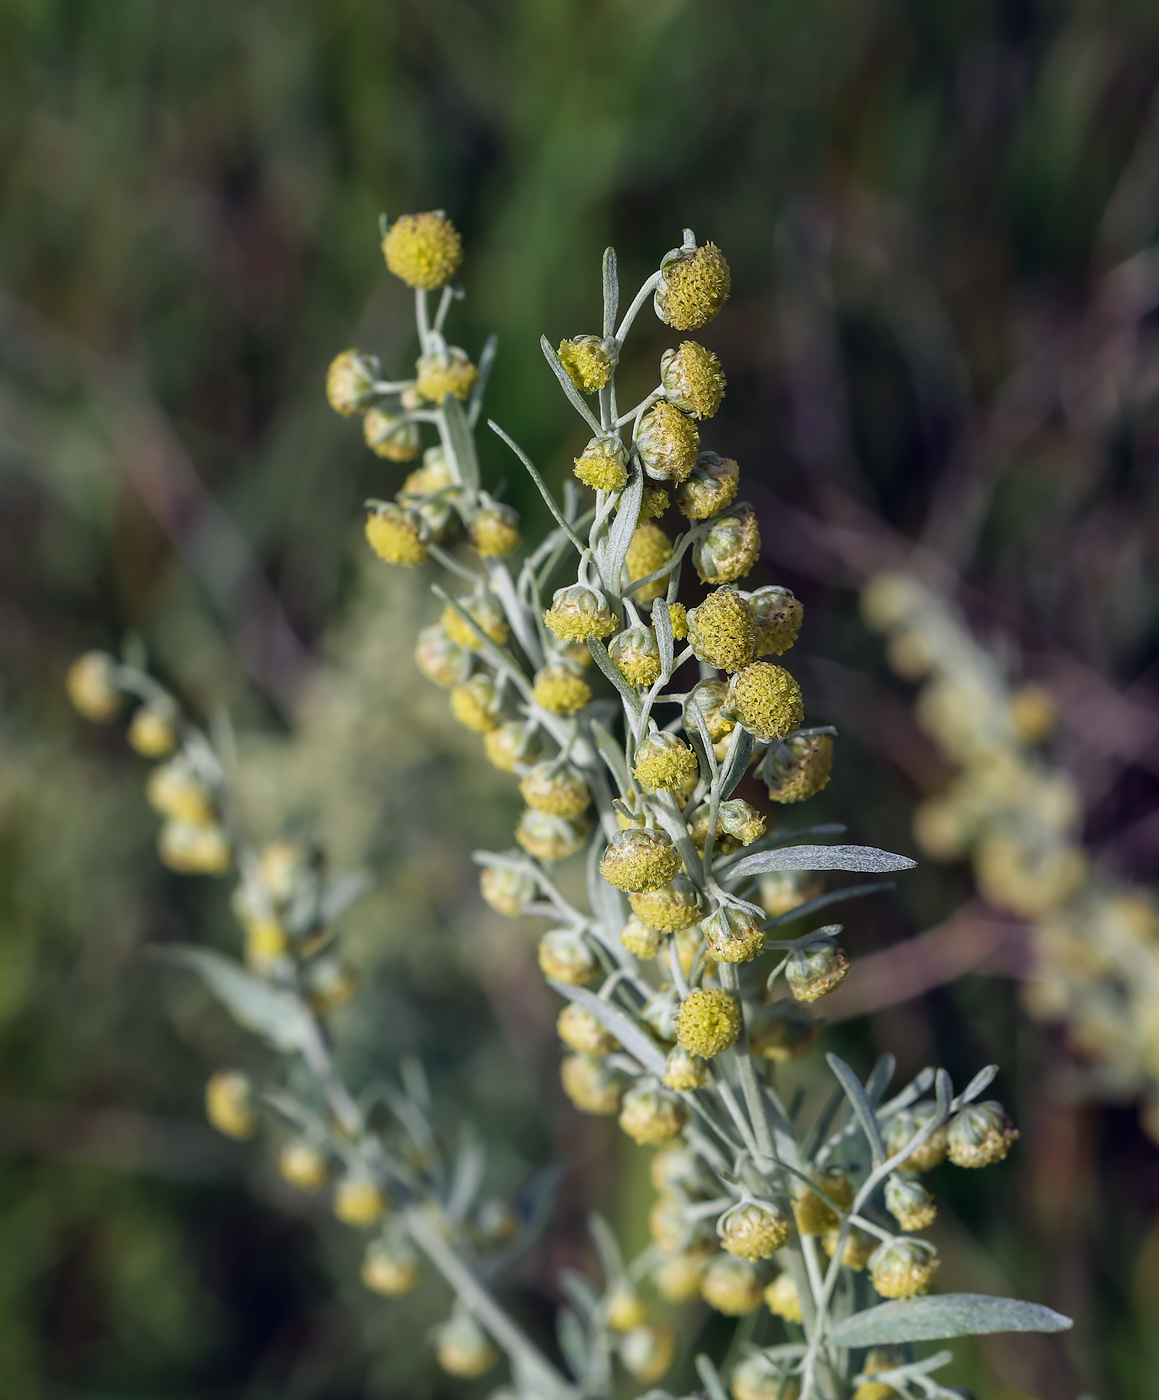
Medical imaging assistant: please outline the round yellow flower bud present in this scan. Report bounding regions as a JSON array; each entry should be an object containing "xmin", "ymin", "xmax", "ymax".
[
  {"xmin": 686, "ymin": 681, "xmax": 737, "ymax": 749},
  {"xmin": 599, "ymin": 827, "xmax": 680, "ymax": 893},
  {"xmin": 158, "ymin": 819, "xmax": 232, "ymax": 875},
  {"xmin": 416, "ymin": 346, "xmax": 479, "ymax": 403},
  {"xmin": 333, "ymin": 1174, "xmax": 387, "ymax": 1228},
  {"xmin": 822, "ymin": 1223, "xmax": 878, "ymax": 1271},
  {"xmin": 638, "ymin": 485, "xmax": 671, "ymax": 522},
  {"xmin": 693, "ymin": 505, "xmax": 761, "ymax": 585},
  {"xmin": 759, "ymin": 870, "xmax": 824, "ymax": 918},
  {"xmin": 415, "ymin": 623, "xmax": 470, "ymax": 688},
  {"xmin": 619, "ymin": 1085, "xmax": 687, "ymax": 1146},
  {"xmin": 146, "ymin": 758, "xmax": 214, "ymax": 823},
  {"xmin": 574, "ymin": 434, "xmax": 629, "ymax": 491},
  {"xmin": 793, "ymin": 1169, "xmax": 854, "ymax": 1235},
  {"xmin": 469, "ymin": 503, "xmax": 521, "ymax": 558},
  {"xmin": 946, "ymin": 1101, "xmax": 1019, "ymax": 1167},
  {"xmin": 435, "ymin": 1311, "xmax": 499, "ymax": 1378},
  {"xmin": 764, "ymin": 1271, "xmax": 803, "ymax": 1323},
  {"xmin": 663, "ymin": 1045, "xmax": 707, "ymax": 1091},
  {"xmin": 483, "ymin": 718, "xmax": 542, "ymax": 772},
  {"xmin": 382, "ymin": 211, "xmax": 462, "ymax": 290},
  {"xmin": 720, "ymin": 1200, "xmax": 794, "ymax": 1259},
  {"xmin": 675, "ymin": 451, "xmax": 740, "ymax": 520},
  {"xmin": 520, "ymin": 761, "xmax": 590, "ymax": 818},
  {"xmin": 637, "ymin": 401, "xmax": 699, "ymax": 483},
  {"xmin": 868, "ymin": 1237, "xmax": 940, "ymax": 1299},
  {"xmin": 127, "ymin": 703, "xmax": 178, "ymax": 758},
  {"xmin": 650, "ymin": 1193, "xmax": 714, "ymax": 1252},
  {"xmin": 676, "ymin": 988, "xmax": 741, "ymax": 1058},
  {"xmin": 1008, "ymin": 683, "xmax": 1057, "ymax": 745},
  {"xmin": 537, "ymin": 927, "xmax": 598, "ymax": 984},
  {"xmin": 785, "ymin": 943, "xmax": 850, "ymax": 1003},
  {"xmin": 66, "ymin": 650, "xmax": 122, "ymax": 723},
  {"xmin": 609, "ymin": 625, "xmax": 663, "ymax": 688},
  {"xmin": 729, "ymin": 663, "xmax": 804, "ymax": 742},
  {"xmin": 731, "ymin": 1352, "xmax": 801, "ymax": 1400},
  {"xmin": 701, "ymin": 1253, "xmax": 765, "ymax": 1315},
  {"xmin": 303, "ymin": 957, "xmax": 359, "ymax": 1017},
  {"xmin": 653, "ymin": 1248, "xmax": 711, "ymax": 1302},
  {"xmin": 718, "ymin": 799, "xmax": 766, "ymax": 846},
  {"xmin": 619, "ymin": 914, "xmax": 665, "ymax": 959},
  {"xmin": 558, "ymin": 1002, "xmax": 618, "ymax": 1055},
  {"xmin": 605, "ymin": 1279, "xmax": 647, "ymax": 1332},
  {"xmin": 745, "ymin": 586, "xmax": 804, "ymax": 656},
  {"xmin": 687, "ymin": 588, "xmax": 757, "ymax": 671},
  {"xmin": 559, "ymin": 334, "xmax": 617, "ymax": 393},
  {"xmin": 625, "ymin": 522, "xmax": 674, "ymax": 603},
  {"xmin": 244, "ymin": 918, "xmax": 288, "ymax": 972},
  {"xmin": 561, "ymin": 1054, "xmax": 622, "ymax": 1114},
  {"xmin": 365, "ymin": 503, "xmax": 427, "ymax": 566},
  {"xmin": 689, "ymin": 803, "xmax": 738, "ymax": 856},
  {"xmin": 703, "ymin": 905, "xmax": 766, "ymax": 963},
  {"xmin": 531, "ymin": 661, "xmax": 592, "ymax": 715},
  {"xmin": 763, "ymin": 733, "xmax": 833, "ymax": 803},
  {"xmin": 853, "ymin": 1384, "xmax": 899, "ymax": 1400},
  {"xmin": 655, "ymin": 240, "xmax": 731, "ymax": 330},
  {"xmin": 442, "ymin": 593, "xmax": 509, "ymax": 648},
  {"xmin": 278, "ymin": 1139, "xmax": 328, "ymax": 1193},
  {"xmin": 400, "ymin": 445, "xmax": 455, "ymax": 498},
  {"xmin": 634, "ymin": 731, "xmax": 698, "ymax": 792},
  {"xmin": 661, "ymin": 341, "xmax": 726, "ymax": 419},
  {"xmin": 361, "ymin": 1238, "xmax": 420, "ymax": 1297},
  {"xmin": 883, "ymin": 1104, "xmax": 948, "ymax": 1172},
  {"xmin": 544, "ymin": 583, "xmax": 617, "ymax": 641},
  {"xmin": 629, "ymin": 876, "xmax": 703, "ymax": 932},
  {"xmin": 516, "ymin": 809, "xmax": 589, "ymax": 863},
  {"xmin": 748, "ymin": 999, "xmax": 821, "ymax": 1063},
  {"xmin": 885, "ymin": 1173, "xmax": 937, "ymax": 1230},
  {"xmin": 668, "ymin": 601, "xmax": 688, "ymax": 638},
  {"xmin": 480, "ymin": 864, "xmax": 536, "ymax": 918},
  {"xmin": 326, "ymin": 348, "xmax": 381, "ymax": 416},
  {"xmin": 363, "ymin": 407, "xmax": 421, "ymax": 460},
  {"xmin": 449, "ymin": 675, "xmax": 502, "ymax": 733},
  {"xmin": 205, "ymin": 1070, "xmax": 255, "ymax": 1140},
  {"xmin": 619, "ymin": 1321, "xmax": 675, "ymax": 1384}
]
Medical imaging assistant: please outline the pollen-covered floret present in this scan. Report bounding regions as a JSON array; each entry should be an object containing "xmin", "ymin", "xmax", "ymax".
[
  {"xmin": 531, "ymin": 662, "xmax": 592, "ymax": 715},
  {"xmin": 363, "ymin": 407, "xmax": 421, "ymax": 460},
  {"xmin": 538, "ymin": 927, "xmax": 598, "ymax": 984},
  {"xmin": 520, "ymin": 761, "xmax": 590, "ymax": 818},
  {"xmin": 416, "ymin": 347, "xmax": 479, "ymax": 403},
  {"xmin": 625, "ymin": 523, "xmax": 673, "ymax": 603},
  {"xmin": 629, "ymin": 876, "xmax": 703, "ymax": 932},
  {"xmin": 326, "ymin": 348, "xmax": 381, "ymax": 416},
  {"xmin": 442, "ymin": 593, "xmax": 509, "ymax": 648},
  {"xmin": 599, "ymin": 827, "xmax": 680, "ymax": 893},
  {"xmin": 763, "ymin": 733, "xmax": 833, "ymax": 803},
  {"xmin": 668, "ymin": 601, "xmax": 688, "ymax": 639},
  {"xmin": 946, "ymin": 1101, "xmax": 1020, "ymax": 1167},
  {"xmin": 365, "ymin": 503, "xmax": 428, "ymax": 566},
  {"xmin": 609, "ymin": 625, "xmax": 663, "ymax": 687},
  {"xmin": 868, "ymin": 1237, "xmax": 940, "ymax": 1299},
  {"xmin": 633, "ymin": 731, "xmax": 699, "ymax": 792},
  {"xmin": 702, "ymin": 905, "xmax": 765, "ymax": 963},
  {"xmin": 718, "ymin": 799, "xmax": 766, "ymax": 846},
  {"xmin": 382, "ymin": 211, "xmax": 463, "ymax": 289},
  {"xmin": 449, "ymin": 675, "xmax": 502, "ymax": 733},
  {"xmin": 693, "ymin": 505, "xmax": 761, "ymax": 585},
  {"xmin": 559, "ymin": 335, "xmax": 616, "ymax": 393},
  {"xmin": 675, "ymin": 987, "xmax": 741, "ymax": 1057},
  {"xmin": 561, "ymin": 1054, "xmax": 622, "ymax": 1114},
  {"xmin": 655, "ymin": 240, "xmax": 731, "ymax": 331},
  {"xmin": 638, "ymin": 485, "xmax": 670, "ymax": 522},
  {"xmin": 676, "ymin": 452, "xmax": 739, "ymax": 519},
  {"xmin": 700, "ymin": 1254, "xmax": 764, "ymax": 1315},
  {"xmin": 415, "ymin": 623, "xmax": 470, "ymax": 688},
  {"xmin": 663, "ymin": 1045, "xmax": 707, "ymax": 1091},
  {"xmin": 557, "ymin": 1002, "xmax": 618, "ymax": 1055},
  {"xmin": 729, "ymin": 663, "xmax": 804, "ymax": 742},
  {"xmin": 618, "ymin": 1085, "xmax": 687, "ymax": 1146},
  {"xmin": 687, "ymin": 588, "xmax": 757, "ymax": 672},
  {"xmin": 469, "ymin": 503, "xmax": 520, "ymax": 557},
  {"xmin": 885, "ymin": 1174, "xmax": 937, "ymax": 1231},
  {"xmin": 636, "ymin": 401, "xmax": 699, "ymax": 483},
  {"xmin": 480, "ymin": 864, "xmax": 536, "ymax": 918},
  {"xmin": 573, "ymin": 434, "xmax": 629, "ymax": 491},
  {"xmin": 661, "ymin": 341, "xmax": 726, "ymax": 419},
  {"xmin": 516, "ymin": 808, "xmax": 589, "ymax": 862},
  {"xmin": 745, "ymin": 585, "xmax": 804, "ymax": 655},
  {"xmin": 619, "ymin": 914, "xmax": 665, "ymax": 958},
  {"xmin": 793, "ymin": 1168, "xmax": 854, "ymax": 1235},
  {"xmin": 719, "ymin": 1201, "xmax": 794, "ymax": 1259},
  {"xmin": 544, "ymin": 583, "xmax": 617, "ymax": 641}
]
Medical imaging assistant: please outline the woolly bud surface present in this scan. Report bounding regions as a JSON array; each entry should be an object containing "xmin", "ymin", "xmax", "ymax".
[
  {"xmin": 637, "ymin": 401, "xmax": 699, "ymax": 483},
  {"xmin": 557, "ymin": 1002, "xmax": 618, "ymax": 1055},
  {"xmin": 663, "ymin": 1045, "xmax": 707, "ymax": 1091},
  {"xmin": 618, "ymin": 1085, "xmax": 687, "ymax": 1146},
  {"xmin": 469, "ymin": 504, "xmax": 520, "ymax": 558},
  {"xmin": 661, "ymin": 341, "xmax": 726, "ymax": 418},
  {"xmin": 366, "ymin": 504, "xmax": 427, "ymax": 566},
  {"xmin": 729, "ymin": 663, "xmax": 804, "ymax": 742},
  {"xmin": 676, "ymin": 451, "xmax": 740, "ymax": 519},
  {"xmin": 574, "ymin": 434, "xmax": 629, "ymax": 491},
  {"xmin": 629, "ymin": 876, "xmax": 703, "ymax": 932},
  {"xmin": 415, "ymin": 624, "xmax": 469, "ymax": 687},
  {"xmin": 544, "ymin": 584, "xmax": 617, "ymax": 641},
  {"xmin": 693, "ymin": 506, "xmax": 761, "ymax": 585},
  {"xmin": 675, "ymin": 988, "xmax": 741, "ymax": 1058},
  {"xmin": 326, "ymin": 348, "xmax": 381, "ymax": 416},
  {"xmin": 516, "ymin": 809, "xmax": 588, "ymax": 863},
  {"xmin": 610, "ymin": 625, "xmax": 662, "ymax": 687},
  {"xmin": 720, "ymin": 1201, "xmax": 794, "ymax": 1259},
  {"xmin": 599, "ymin": 827, "xmax": 680, "ymax": 893},
  {"xmin": 701, "ymin": 1253, "xmax": 764, "ymax": 1315},
  {"xmin": 559, "ymin": 335, "xmax": 616, "ymax": 393},
  {"xmin": 947, "ymin": 1101, "xmax": 1020, "ymax": 1167},
  {"xmin": 382, "ymin": 211, "xmax": 462, "ymax": 289},
  {"xmin": 765, "ymin": 1271, "xmax": 803, "ymax": 1323},
  {"xmin": 363, "ymin": 408, "xmax": 420, "ymax": 460},
  {"xmin": 619, "ymin": 1322, "xmax": 675, "ymax": 1384},
  {"xmin": 655, "ymin": 241, "xmax": 731, "ymax": 330},
  {"xmin": 537, "ymin": 927, "xmax": 598, "ymax": 984},
  {"xmin": 619, "ymin": 915, "xmax": 664, "ymax": 958},
  {"xmin": 786, "ymin": 943, "xmax": 850, "ymax": 1003},
  {"xmin": 416, "ymin": 347, "xmax": 479, "ymax": 402},
  {"xmin": 634, "ymin": 731, "xmax": 698, "ymax": 792},
  {"xmin": 746, "ymin": 585, "xmax": 804, "ymax": 656},
  {"xmin": 868, "ymin": 1237, "xmax": 940, "ymax": 1299},
  {"xmin": 765, "ymin": 733, "xmax": 833, "ymax": 804},
  {"xmin": 561, "ymin": 1054, "xmax": 622, "ymax": 1114},
  {"xmin": 532, "ymin": 663, "xmax": 591, "ymax": 715},
  {"xmin": 520, "ymin": 761, "xmax": 590, "ymax": 818},
  {"xmin": 688, "ymin": 588, "xmax": 757, "ymax": 671},
  {"xmin": 703, "ymin": 905, "xmax": 765, "ymax": 963}
]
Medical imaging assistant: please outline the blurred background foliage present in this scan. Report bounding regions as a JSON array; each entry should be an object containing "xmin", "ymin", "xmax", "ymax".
[{"xmin": 1, "ymin": 0, "xmax": 1158, "ymax": 1397}]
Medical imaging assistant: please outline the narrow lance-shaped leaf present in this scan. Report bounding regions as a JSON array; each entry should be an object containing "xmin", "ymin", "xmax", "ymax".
[
  {"xmin": 441, "ymin": 394, "xmax": 480, "ymax": 498},
  {"xmin": 600, "ymin": 461, "xmax": 643, "ymax": 597},
  {"xmin": 549, "ymin": 980, "xmax": 668, "ymax": 1077},
  {"xmin": 652, "ymin": 597, "xmax": 675, "ymax": 677},
  {"xmin": 157, "ymin": 946, "xmax": 314, "ymax": 1054},
  {"xmin": 720, "ymin": 727, "xmax": 755, "ymax": 800},
  {"xmin": 727, "ymin": 844, "xmax": 918, "ymax": 882},
  {"xmin": 830, "ymin": 1294, "xmax": 1074, "ymax": 1348},
  {"xmin": 826, "ymin": 1053, "xmax": 885, "ymax": 1164},
  {"xmin": 959, "ymin": 1064, "xmax": 999, "ymax": 1106},
  {"xmin": 587, "ymin": 637, "xmax": 642, "ymax": 716}
]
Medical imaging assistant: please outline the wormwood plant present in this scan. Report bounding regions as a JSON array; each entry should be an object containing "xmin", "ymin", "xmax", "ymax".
[{"xmin": 68, "ymin": 215, "xmax": 1072, "ymax": 1399}]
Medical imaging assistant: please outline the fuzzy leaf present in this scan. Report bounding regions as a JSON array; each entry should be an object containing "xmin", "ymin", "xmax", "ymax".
[
  {"xmin": 826, "ymin": 1053, "xmax": 885, "ymax": 1164},
  {"xmin": 727, "ymin": 844, "xmax": 917, "ymax": 882},
  {"xmin": 587, "ymin": 637, "xmax": 643, "ymax": 715},
  {"xmin": 601, "ymin": 461, "xmax": 644, "ymax": 595},
  {"xmin": 720, "ymin": 727, "xmax": 755, "ymax": 800},
  {"xmin": 548, "ymin": 980, "xmax": 667, "ymax": 1076},
  {"xmin": 159, "ymin": 946, "xmax": 313, "ymax": 1053},
  {"xmin": 441, "ymin": 395, "xmax": 480, "ymax": 497},
  {"xmin": 652, "ymin": 597, "xmax": 675, "ymax": 678},
  {"xmin": 830, "ymin": 1294, "xmax": 1073, "ymax": 1347},
  {"xmin": 959, "ymin": 1064, "xmax": 999, "ymax": 1106}
]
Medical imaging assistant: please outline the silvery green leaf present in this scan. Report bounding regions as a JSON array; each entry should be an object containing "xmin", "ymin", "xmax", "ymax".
[
  {"xmin": 695, "ymin": 1354, "xmax": 730, "ymax": 1400},
  {"xmin": 587, "ymin": 638, "xmax": 642, "ymax": 715},
  {"xmin": 556, "ymin": 1305, "xmax": 590, "ymax": 1380},
  {"xmin": 602, "ymin": 248, "xmax": 619, "ymax": 339},
  {"xmin": 590, "ymin": 718, "xmax": 633, "ymax": 796},
  {"xmin": 158, "ymin": 947, "xmax": 313, "ymax": 1053},
  {"xmin": 762, "ymin": 882, "xmax": 895, "ymax": 929},
  {"xmin": 586, "ymin": 826, "xmax": 628, "ymax": 949},
  {"xmin": 652, "ymin": 598, "xmax": 674, "ymax": 677},
  {"xmin": 559, "ymin": 1269, "xmax": 601, "ymax": 1320},
  {"xmin": 602, "ymin": 461, "xmax": 643, "ymax": 594},
  {"xmin": 489, "ymin": 420, "xmax": 587, "ymax": 555},
  {"xmin": 958, "ymin": 1064, "xmax": 999, "ymax": 1106},
  {"xmin": 865, "ymin": 1054, "xmax": 897, "ymax": 1105},
  {"xmin": 830, "ymin": 1294, "xmax": 1073, "ymax": 1347},
  {"xmin": 320, "ymin": 870, "xmax": 372, "ymax": 924},
  {"xmin": 548, "ymin": 980, "xmax": 667, "ymax": 1077},
  {"xmin": 441, "ymin": 394, "xmax": 480, "ymax": 497},
  {"xmin": 727, "ymin": 844, "xmax": 917, "ymax": 882},
  {"xmin": 936, "ymin": 1068, "xmax": 953, "ymax": 1120},
  {"xmin": 720, "ymin": 727, "xmax": 755, "ymax": 799},
  {"xmin": 446, "ymin": 1125, "xmax": 486, "ymax": 1223},
  {"xmin": 589, "ymin": 1213, "xmax": 623, "ymax": 1280},
  {"xmin": 826, "ymin": 1053, "xmax": 885, "ymax": 1164}
]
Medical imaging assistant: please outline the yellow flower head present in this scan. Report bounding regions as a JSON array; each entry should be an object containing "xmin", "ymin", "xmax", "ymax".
[
  {"xmin": 668, "ymin": 601, "xmax": 688, "ymax": 639},
  {"xmin": 401, "ymin": 445, "xmax": 454, "ymax": 498},
  {"xmin": 655, "ymin": 240, "xmax": 731, "ymax": 330},
  {"xmin": 793, "ymin": 1168, "xmax": 854, "ymax": 1235},
  {"xmin": 66, "ymin": 651, "xmax": 122, "ymax": 723},
  {"xmin": 702, "ymin": 905, "xmax": 765, "ymax": 963},
  {"xmin": 416, "ymin": 346, "xmax": 479, "ymax": 402},
  {"xmin": 605, "ymin": 1280, "xmax": 648, "ymax": 1333},
  {"xmin": 205, "ymin": 1070, "xmax": 255, "ymax": 1140},
  {"xmin": 883, "ymin": 1104, "xmax": 949, "ymax": 1172},
  {"xmin": 629, "ymin": 876, "xmax": 703, "ymax": 932},
  {"xmin": 946, "ymin": 1101, "xmax": 1020, "ymax": 1167},
  {"xmin": 483, "ymin": 718, "xmax": 542, "ymax": 772},
  {"xmin": 538, "ymin": 927, "xmax": 598, "ymax": 984},
  {"xmin": 731, "ymin": 1352, "xmax": 802, "ymax": 1400},
  {"xmin": 158, "ymin": 819, "xmax": 232, "ymax": 875},
  {"xmin": 365, "ymin": 503, "xmax": 428, "ymax": 566},
  {"xmin": 764, "ymin": 1271, "xmax": 803, "ymax": 1323},
  {"xmin": 868, "ymin": 1238, "xmax": 940, "ymax": 1300},
  {"xmin": 609, "ymin": 624, "xmax": 663, "ymax": 688},
  {"xmin": 720, "ymin": 1201, "xmax": 794, "ymax": 1260},
  {"xmin": 516, "ymin": 808, "xmax": 589, "ymax": 862},
  {"xmin": 633, "ymin": 730, "xmax": 698, "ymax": 792},
  {"xmin": 884, "ymin": 1174, "xmax": 937, "ymax": 1231},
  {"xmin": 625, "ymin": 522, "xmax": 673, "ymax": 603},
  {"xmin": 701, "ymin": 1253, "xmax": 764, "ymax": 1316},
  {"xmin": 653, "ymin": 1249, "xmax": 711, "ymax": 1303},
  {"xmin": 278, "ymin": 1139, "xmax": 329, "ymax": 1193},
  {"xmin": 825, "ymin": 1225, "xmax": 878, "ymax": 1273},
  {"xmin": 745, "ymin": 585, "xmax": 804, "ymax": 656},
  {"xmin": 362, "ymin": 1238, "xmax": 420, "ymax": 1297},
  {"xmin": 599, "ymin": 827, "xmax": 680, "ymax": 893},
  {"xmin": 363, "ymin": 407, "xmax": 421, "ymax": 460},
  {"xmin": 382, "ymin": 211, "xmax": 463, "ymax": 289},
  {"xmin": 559, "ymin": 334, "xmax": 616, "ymax": 393},
  {"xmin": 469, "ymin": 503, "xmax": 521, "ymax": 558},
  {"xmin": 676, "ymin": 451, "xmax": 740, "ymax": 520},
  {"xmin": 693, "ymin": 505, "xmax": 761, "ymax": 584},
  {"xmin": 442, "ymin": 592, "xmax": 509, "ymax": 649},
  {"xmin": 435, "ymin": 1312, "xmax": 499, "ymax": 1379},
  {"xmin": 449, "ymin": 675, "xmax": 502, "ymax": 733},
  {"xmin": 618, "ymin": 1085, "xmax": 687, "ymax": 1146},
  {"xmin": 574, "ymin": 434, "xmax": 629, "ymax": 491},
  {"xmin": 532, "ymin": 661, "xmax": 592, "ymax": 715},
  {"xmin": 785, "ymin": 942, "xmax": 850, "ymax": 1003},
  {"xmin": 764, "ymin": 733, "xmax": 833, "ymax": 804},
  {"xmin": 663, "ymin": 1044, "xmax": 707, "ymax": 1091},
  {"xmin": 325, "ymin": 348, "xmax": 381, "ymax": 416},
  {"xmin": 729, "ymin": 662, "xmax": 804, "ymax": 742},
  {"xmin": 661, "ymin": 341, "xmax": 726, "ymax": 418},
  {"xmin": 638, "ymin": 484, "xmax": 671, "ymax": 522},
  {"xmin": 637, "ymin": 401, "xmax": 699, "ymax": 483},
  {"xmin": 557, "ymin": 1002, "xmax": 618, "ymax": 1055},
  {"xmin": 619, "ymin": 914, "xmax": 664, "ymax": 959},
  {"xmin": 687, "ymin": 588, "xmax": 757, "ymax": 672},
  {"xmin": 520, "ymin": 761, "xmax": 590, "ymax": 818},
  {"xmin": 544, "ymin": 583, "xmax": 617, "ymax": 642},
  {"xmin": 479, "ymin": 864, "xmax": 536, "ymax": 918},
  {"xmin": 561, "ymin": 1054, "xmax": 623, "ymax": 1115},
  {"xmin": 128, "ymin": 703, "xmax": 178, "ymax": 758},
  {"xmin": 414, "ymin": 623, "xmax": 470, "ymax": 688},
  {"xmin": 333, "ymin": 1174, "xmax": 388, "ymax": 1228},
  {"xmin": 619, "ymin": 1321, "xmax": 676, "ymax": 1385},
  {"xmin": 675, "ymin": 987, "xmax": 741, "ymax": 1057},
  {"xmin": 718, "ymin": 799, "xmax": 766, "ymax": 846}
]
